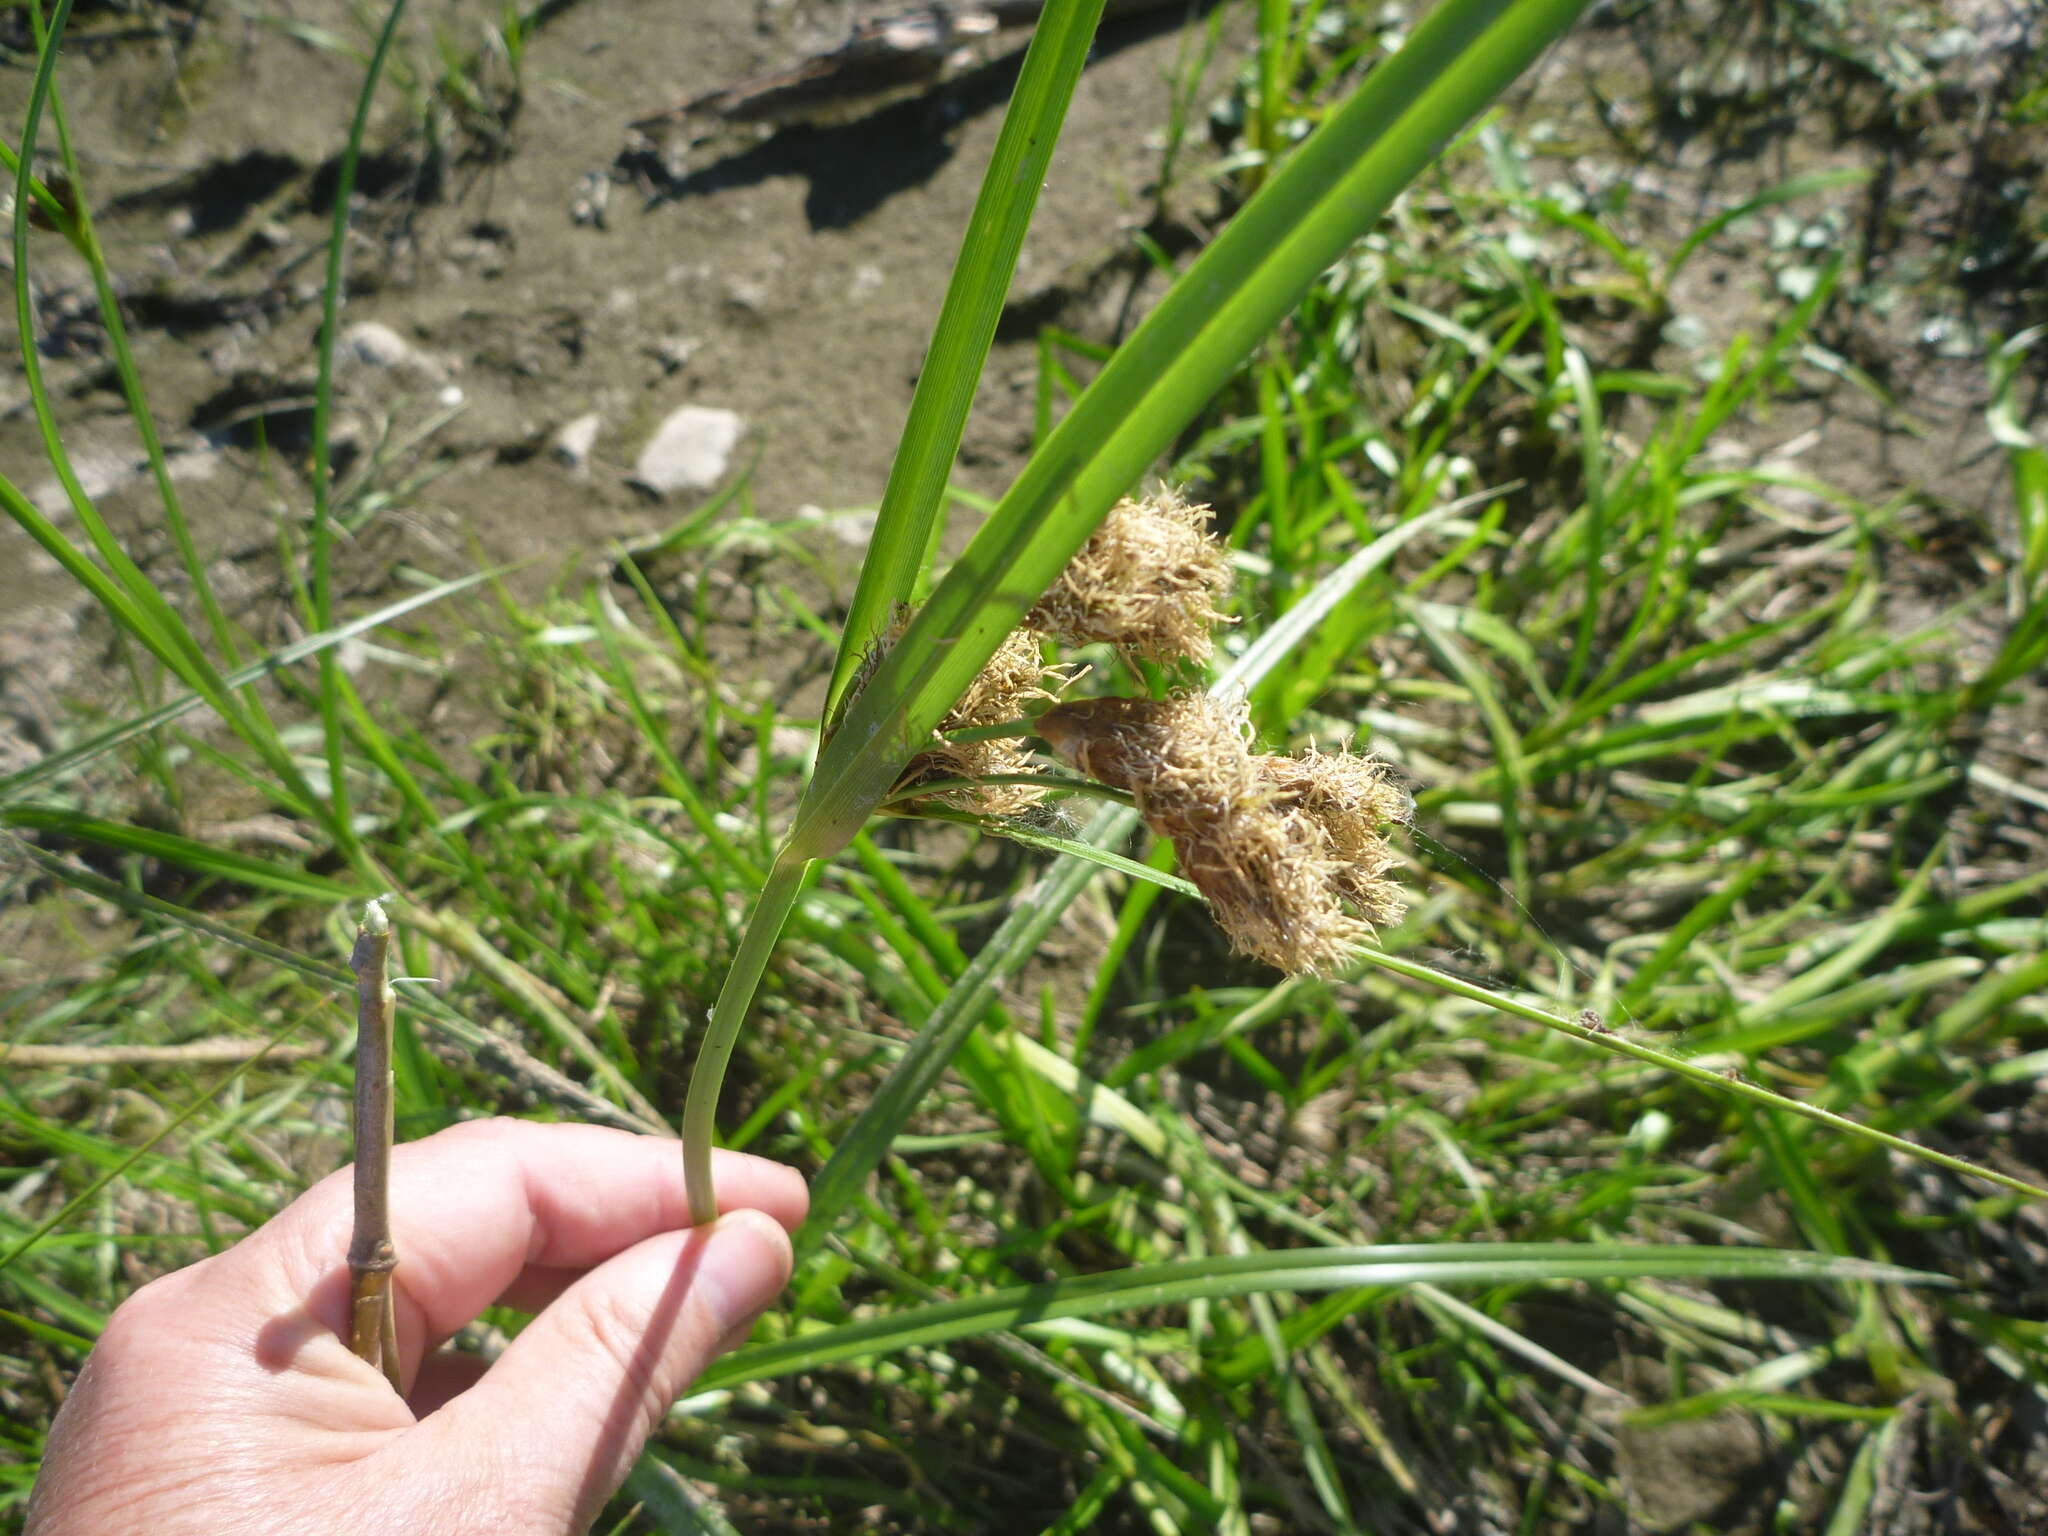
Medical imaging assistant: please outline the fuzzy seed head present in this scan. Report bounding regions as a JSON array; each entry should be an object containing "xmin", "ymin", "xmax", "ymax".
[
  {"xmin": 1255, "ymin": 749, "xmax": 1409, "ymax": 927},
  {"xmin": 901, "ymin": 734, "xmax": 1047, "ymax": 817},
  {"xmin": 1027, "ymin": 489, "xmax": 1233, "ymax": 666},
  {"xmin": 947, "ymin": 625, "xmax": 1057, "ymax": 730},
  {"xmin": 1036, "ymin": 694, "xmax": 1386, "ymax": 975},
  {"xmin": 891, "ymin": 623, "xmax": 1064, "ymax": 817}
]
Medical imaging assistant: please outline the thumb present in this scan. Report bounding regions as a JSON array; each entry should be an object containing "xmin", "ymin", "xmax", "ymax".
[{"xmin": 421, "ymin": 1209, "xmax": 792, "ymax": 1530}]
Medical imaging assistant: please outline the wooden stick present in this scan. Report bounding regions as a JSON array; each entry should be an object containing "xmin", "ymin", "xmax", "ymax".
[{"xmin": 346, "ymin": 899, "xmax": 403, "ymax": 1393}]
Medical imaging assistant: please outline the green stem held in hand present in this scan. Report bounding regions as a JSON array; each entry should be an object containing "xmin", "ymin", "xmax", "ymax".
[{"xmin": 681, "ymin": 854, "xmax": 810, "ymax": 1224}]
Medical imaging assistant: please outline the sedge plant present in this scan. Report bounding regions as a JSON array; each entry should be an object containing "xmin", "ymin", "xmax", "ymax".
[
  {"xmin": 672, "ymin": 0, "xmax": 2048, "ymax": 1231},
  {"xmin": 679, "ymin": 0, "xmax": 1610, "ymax": 1226}
]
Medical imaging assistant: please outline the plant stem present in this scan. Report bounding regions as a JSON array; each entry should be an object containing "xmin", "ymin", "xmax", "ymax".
[
  {"xmin": 347, "ymin": 899, "xmax": 403, "ymax": 1392},
  {"xmin": 940, "ymin": 719, "xmax": 1042, "ymax": 744},
  {"xmin": 882, "ymin": 772, "xmax": 1133, "ymax": 808},
  {"xmin": 0, "ymin": 1039, "xmax": 327, "ymax": 1067},
  {"xmin": 681, "ymin": 853, "xmax": 809, "ymax": 1224}
]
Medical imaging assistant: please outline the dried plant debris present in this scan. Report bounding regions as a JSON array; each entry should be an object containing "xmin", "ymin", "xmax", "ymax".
[
  {"xmin": 1037, "ymin": 695, "xmax": 1406, "ymax": 975},
  {"xmin": 1027, "ymin": 489, "xmax": 1233, "ymax": 667},
  {"xmin": 894, "ymin": 623, "xmax": 1064, "ymax": 817}
]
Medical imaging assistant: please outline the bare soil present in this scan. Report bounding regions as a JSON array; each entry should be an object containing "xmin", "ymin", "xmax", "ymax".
[{"xmin": 1, "ymin": 0, "xmax": 1230, "ymax": 754}]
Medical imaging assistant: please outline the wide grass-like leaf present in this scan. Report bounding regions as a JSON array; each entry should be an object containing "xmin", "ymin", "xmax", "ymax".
[
  {"xmin": 824, "ymin": 0, "xmax": 1111, "ymax": 719},
  {"xmin": 705, "ymin": 1244, "xmax": 1943, "ymax": 1391}
]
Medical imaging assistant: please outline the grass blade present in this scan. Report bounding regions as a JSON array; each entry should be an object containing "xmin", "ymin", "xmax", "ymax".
[
  {"xmin": 1, "ymin": 808, "xmax": 361, "ymax": 902},
  {"xmin": 1357, "ymin": 945, "xmax": 2048, "ymax": 1202},
  {"xmin": 708, "ymin": 1244, "xmax": 1942, "ymax": 1391},
  {"xmin": 0, "ymin": 569, "xmax": 502, "ymax": 801},
  {"xmin": 825, "ymin": 0, "xmax": 1112, "ymax": 721}
]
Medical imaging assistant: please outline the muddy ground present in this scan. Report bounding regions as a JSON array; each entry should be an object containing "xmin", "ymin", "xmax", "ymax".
[{"xmin": 2, "ymin": 0, "xmax": 1241, "ymax": 760}]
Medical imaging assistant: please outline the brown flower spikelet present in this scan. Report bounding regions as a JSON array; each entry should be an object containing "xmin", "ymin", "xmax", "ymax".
[
  {"xmin": 1027, "ymin": 490, "xmax": 1233, "ymax": 666},
  {"xmin": 1036, "ymin": 695, "xmax": 1374, "ymax": 975},
  {"xmin": 1255, "ymin": 749, "xmax": 1409, "ymax": 927},
  {"xmin": 896, "ymin": 624, "xmax": 1059, "ymax": 817}
]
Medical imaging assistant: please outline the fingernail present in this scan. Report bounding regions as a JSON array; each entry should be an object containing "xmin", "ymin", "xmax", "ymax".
[{"xmin": 694, "ymin": 1210, "xmax": 793, "ymax": 1341}]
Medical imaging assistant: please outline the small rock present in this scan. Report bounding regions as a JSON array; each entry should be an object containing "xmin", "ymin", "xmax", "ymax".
[
  {"xmin": 343, "ymin": 321, "xmax": 417, "ymax": 370},
  {"xmin": 822, "ymin": 507, "xmax": 878, "ymax": 547},
  {"xmin": 723, "ymin": 278, "xmax": 771, "ymax": 317},
  {"xmin": 649, "ymin": 335, "xmax": 702, "ymax": 374},
  {"xmin": 571, "ymin": 170, "xmax": 610, "ymax": 230},
  {"xmin": 343, "ymin": 320, "xmax": 448, "ymax": 384},
  {"xmin": 553, "ymin": 412, "xmax": 602, "ymax": 472},
  {"xmin": 633, "ymin": 406, "xmax": 744, "ymax": 497}
]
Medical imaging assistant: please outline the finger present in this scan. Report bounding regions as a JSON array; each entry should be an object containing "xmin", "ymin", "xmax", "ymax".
[
  {"xmin": 420, "ymin": 1210, "xmax": 793, "ymax": 1531},
  {"xmin": 220, "ymin": 1118, "xmax": 806, "ymax": 1382}
]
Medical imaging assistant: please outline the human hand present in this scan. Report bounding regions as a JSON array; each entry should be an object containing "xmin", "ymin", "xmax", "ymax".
[{"xmin": 26, "ymin": 1118, "xmax": 807, "ymax": 1535}]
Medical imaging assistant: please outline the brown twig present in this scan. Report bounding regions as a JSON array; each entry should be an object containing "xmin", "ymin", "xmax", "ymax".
[{"xmin": 347, "ymin": 899, "xmax": 403, "ymax": 1393}]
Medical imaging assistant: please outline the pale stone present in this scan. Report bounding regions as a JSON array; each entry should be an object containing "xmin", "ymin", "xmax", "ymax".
[
  {"xmin": 553, "ymin": 412, "xmax": 602, "ymax": 472},
  {"xmin": 343, "ymin": 321, "xmax": 416, "ymax": 369},
  {"xmin": 633, "ymin": 406, "xmax": 743, "ymax": 496}
]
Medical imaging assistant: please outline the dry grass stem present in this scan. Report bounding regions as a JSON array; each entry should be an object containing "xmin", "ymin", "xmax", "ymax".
[
  {"xmin": 1037, "ymin": 695, "xmax": 1402, "ymax": 974},
  {"xmin": 0, "ymin": 1038, "xmax": 328, "ymax": 1067},
  {"xmin": 1027, "ymin": 489, "xmax": 1233, "ymax": 666}
]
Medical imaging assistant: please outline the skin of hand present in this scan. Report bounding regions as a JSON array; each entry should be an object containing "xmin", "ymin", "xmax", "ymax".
[{"xmin": 26, "ymin": 1118, "xmax": 808, "ymax": 1536}]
